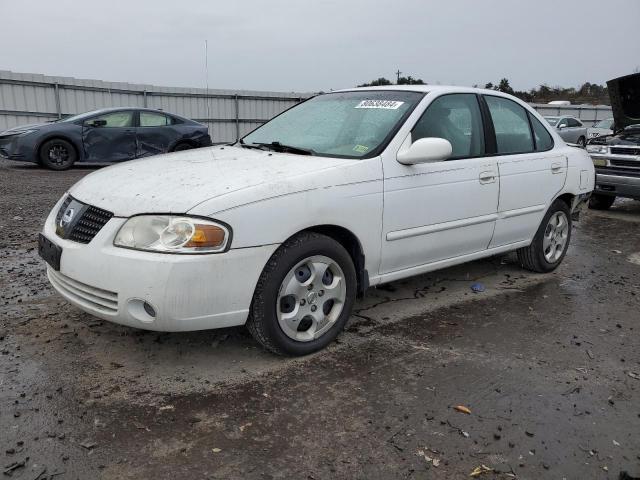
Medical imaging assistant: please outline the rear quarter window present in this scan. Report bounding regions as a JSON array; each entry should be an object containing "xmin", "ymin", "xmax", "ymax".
[{"xmin": 528, "ymin": 113, "xmax": 554, "ymax": 151}]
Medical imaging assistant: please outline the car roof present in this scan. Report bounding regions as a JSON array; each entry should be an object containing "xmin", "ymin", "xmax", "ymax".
[{"xmin": 334, "ymin": 85, "xmax": 518, "ymax": 96}]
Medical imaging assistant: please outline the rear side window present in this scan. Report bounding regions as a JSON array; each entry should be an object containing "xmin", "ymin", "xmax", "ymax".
[
  {"xmin": 528, "ymin": 113, "xmax": 554, "ymax": 151},
  {"xmin": 140, "ymin": 112, "xmax": 172, "ymax": 127},
  {"xmin": 411, "ymin": 93, "xmax": 485, "ymax": 159},
  {"xmin": 485, "ymin": 96, "xmax": 534, "ymax": 154}
]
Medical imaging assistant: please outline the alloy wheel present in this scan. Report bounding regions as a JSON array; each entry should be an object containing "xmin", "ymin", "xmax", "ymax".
[{"xmin": 542, "ymin": 211, "xmax": 569, "ymax": 263}]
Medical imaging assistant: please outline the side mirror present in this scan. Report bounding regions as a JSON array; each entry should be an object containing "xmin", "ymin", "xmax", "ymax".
[
  {"xmin": 397, "ymin": 137, "xmax": 452, "ymax": 165},
  {"xmin": 87, "ymin": 119, "xmax": 107, "ymax": 128},
  {"xmin": 558, "ymin": 124, "xmax": 567, "ymax": 129}
]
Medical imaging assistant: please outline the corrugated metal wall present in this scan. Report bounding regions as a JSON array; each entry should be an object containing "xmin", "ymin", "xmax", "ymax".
[
  {"xmin": 530, "ymin": 103, "xmax": 612, "ymax": 126},
  {"xmin": 0, "ymin": 71, "xmax": 615, "ymax": 137},
  {"xmin": 0, "ymin": 70, "xmax": 309, "ymax": 142}
]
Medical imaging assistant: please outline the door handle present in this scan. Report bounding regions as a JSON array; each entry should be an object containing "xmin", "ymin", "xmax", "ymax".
[
  {"xmin": 551, "ymin": 162, "xmax": 563, "ymax": 174},
  {"xmin": 479, "ymin": 171, "xmax": 496, "ymax": 184}
]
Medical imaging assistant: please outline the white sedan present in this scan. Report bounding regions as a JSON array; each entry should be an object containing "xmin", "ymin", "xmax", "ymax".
[{"xmin": 39, "ymin": 86, "xmax": 595, "ymax": 355}]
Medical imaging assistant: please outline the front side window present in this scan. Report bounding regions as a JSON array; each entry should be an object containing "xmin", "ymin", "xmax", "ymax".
[
  {"xmin": 557, "ymin": 118, "xmax": 568, "ymax": 128},
  {"xmin": 140, "ymin": 112, "xmax": 172, "ymax": 127},
  {"xmin": 88, "ymin": 111, "xmax": 134, "ymax": 128},
  {"xmin": 528, "ymin": 113, "xmax": 554, "ymax": 151},
  {"xmin": 411, "ymin": 93, "xmax": 484, "ymax": 158},
  {"xmin": 485, "ymin": 96, "xmax": 534, "ymax": 154},
  {"xmin": 242, "ymin": 91, "xmax": 424, "ymax": 158},
  {"xmin": 567, "ymin": 118, "xmax": 582, "ymax": 127}
]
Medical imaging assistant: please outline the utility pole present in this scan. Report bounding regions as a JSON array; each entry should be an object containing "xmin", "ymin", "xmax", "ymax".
[{"xmin": 395, "ymin": 69, "xmax": 402, "ymax": 84}]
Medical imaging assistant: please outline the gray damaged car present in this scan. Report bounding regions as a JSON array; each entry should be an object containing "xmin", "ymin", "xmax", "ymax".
[{"xmin": 0, "ymin": 108, "xmax": 211, "ymax": 170}]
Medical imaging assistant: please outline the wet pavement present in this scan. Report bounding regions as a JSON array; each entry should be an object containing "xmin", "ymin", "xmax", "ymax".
[{"xmin": 1, "ymin": 158, "xmax": 639, "ymax": 479}]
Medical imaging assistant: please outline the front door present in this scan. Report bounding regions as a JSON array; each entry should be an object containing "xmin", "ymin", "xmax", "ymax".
[
  {"xmin": 82, "ymin": 110, "xmax": 136, "ymax": 162},
  {"xmin": 482, "ymin": 95, "xmax": 568, "ymax": 247},
  {"xmin": 381, "ymin": 93, "xmax": 499, "ymax": 275}
]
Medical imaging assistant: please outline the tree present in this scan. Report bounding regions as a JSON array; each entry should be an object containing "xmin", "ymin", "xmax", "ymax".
[
  {"xmin": 397, "ymin": 76, "xmax": 425, "ymax": 85},
  {"xmin": 497, "ymin": 78, "xmax": 514, "ymax": 94},
  {"xmin": 357, "ymin": 77, "xmax": 393, "ymax": 87},
  {"xmin": 484, "ymin": 82, "xmax": 494, "ymax": 90},
  {"xmin": 357, "ymin": 75, "xmax": 425, "ymax": 87}
]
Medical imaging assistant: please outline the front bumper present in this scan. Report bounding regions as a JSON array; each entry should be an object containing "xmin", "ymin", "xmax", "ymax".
[
  {"xmin": 0, "ymin": 134, "xmax": 35, "ymax": 162},
  {"xmin": 42, "ymin": 203, "xmax": 278, "ymax": 331},
  {"xmin": 591, "ymin": 153, "xmax": 640, "ymax": 199}
]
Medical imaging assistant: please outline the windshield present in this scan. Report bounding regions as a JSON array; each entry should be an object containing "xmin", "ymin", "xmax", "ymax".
[
  {"xmin": 242, "ymin": 90, "xmax": 424, "ymax": 158},
  {"xmin": 544, "ymin": 116, "xmax": 559, "ymax": 126},
  {"xmin": 58, "ymin": 110, "xmax": 112, "ymax": 123},
  {"xmin": 593, "ymin": 118, "xmax": 613, "ymax": 129}
]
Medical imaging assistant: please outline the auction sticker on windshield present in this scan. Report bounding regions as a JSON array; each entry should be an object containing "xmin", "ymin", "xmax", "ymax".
[{"xmin": 355, "ymin": 100, "xmax": 405, "ymax": 109}]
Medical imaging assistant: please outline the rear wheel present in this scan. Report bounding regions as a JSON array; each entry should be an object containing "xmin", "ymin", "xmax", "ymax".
[
  {"xmin": 517, "ymin": 199, "xmax": 572, "ymax": 273},
  {"xmin": 588, "ymin": 193, "xmax": 615, "ymax": 210},
  {"xmin": 247, "ymin": 232, "xmax": 357, "ymax": 356},
  {"xmin": 39, "ymin": 139, "xmax": 77, "ymax": 170}
]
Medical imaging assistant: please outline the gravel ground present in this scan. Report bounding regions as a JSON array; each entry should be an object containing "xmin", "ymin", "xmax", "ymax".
[{"xmin": 1, "ymin": 158, "xmax": 639, "ymax": 479}]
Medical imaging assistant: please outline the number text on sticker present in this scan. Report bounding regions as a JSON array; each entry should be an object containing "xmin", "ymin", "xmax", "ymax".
[{"xmin": 355, "ymin": 100, "xmax": 405, "ymax": 110}]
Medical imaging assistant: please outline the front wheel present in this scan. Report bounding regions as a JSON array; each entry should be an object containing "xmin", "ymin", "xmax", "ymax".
[
  {"xmin": 517, "ymin": 199, "xmax": 572, "ymax": 273},
  {"xmin": 576, "ymin": 136, "xmax": 586, "ymax": 147},
  {"xmin": 247, "ymin": 232, "xmax": 357, "ymax": 356},
  {"xmin": 39, "ymin": 139, "xmax": 77, "ymax": 170}
]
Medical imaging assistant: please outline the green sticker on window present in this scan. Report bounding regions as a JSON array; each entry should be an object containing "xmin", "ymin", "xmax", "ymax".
[{"xmin": 353, "ymin": 144, "xmax": 369, "ymax": 153}]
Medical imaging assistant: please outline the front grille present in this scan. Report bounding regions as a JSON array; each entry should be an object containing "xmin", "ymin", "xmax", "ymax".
[
  {"xmin": 611, "ymin": 147, "xmax": 640, "ymax": 156},
  {"xmin": 610, "ymin": 159, "xmax": 640, "ymax": 168},
  {"xmin": 55, "ymin": 196, "xmax": 113, "ymax": 244},
  {"xmin": 48, "ymin": 269, "xmax": 118, "ymax": 315}
]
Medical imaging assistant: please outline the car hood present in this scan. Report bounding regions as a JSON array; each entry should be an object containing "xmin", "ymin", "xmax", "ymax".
[
  {"xmin": 68, "ymin": 146, "xmax": 358, "ymax": 217},
  {"xmin": 0, "ymin": 122, "xmax": 49, "ymax": 136},
  {"xmin": 607, "ymin": 72, "xmax": 640, "ymax": 131}
]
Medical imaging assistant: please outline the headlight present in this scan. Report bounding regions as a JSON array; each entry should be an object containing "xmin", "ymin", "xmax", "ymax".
[
  {"xmin": 113, "ymin": 215, "xmax": 231, "ymax": 254},
  {"xmin": 586, "ymin": 144, "xmax": 608, "ymax": 154}
]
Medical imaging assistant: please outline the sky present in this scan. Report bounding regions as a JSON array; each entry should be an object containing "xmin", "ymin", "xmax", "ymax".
[{"xmin": 1, "ymin": 0, "xmax": 639, "ymax": 93}]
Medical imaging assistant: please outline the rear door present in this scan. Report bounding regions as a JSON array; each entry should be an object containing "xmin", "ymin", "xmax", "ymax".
[
  {"xmin": 136, "ymin": 111, "xmax": 178, "ymax": 158},
  {"xmin": 484, "ymin": 95, "xmax": 567, "ymax": 248},
  {"xmin": 82, "ymin": 111, "xmax": 136, "ymax": 162}
]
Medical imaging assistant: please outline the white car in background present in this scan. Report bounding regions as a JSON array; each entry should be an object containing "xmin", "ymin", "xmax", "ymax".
[
  {"xmin": 587, "ymin": 118, "xmax": 614, "ymax": 139},
  {"xmin": 39, "ymin": 86, "xmax": 594, "ymax": 356}
]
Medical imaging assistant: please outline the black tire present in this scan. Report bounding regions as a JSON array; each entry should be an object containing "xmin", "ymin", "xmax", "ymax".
[
  {"xmin": 172, "ymin": 142, "xmax": 194, "ymax": 152},
  {"xmin": 588, "ymin": 193, "xmax": 615, "ymax": 210},
  {"xmin": 577, "ymin": 136, "xmax": 586, "ymax": 147},
  {"xmin": 517, "ymin": 199, "xmax": 572, "ymax": 273},
  {"xmin": 39, "ymin": 138, "xmax": 77, "ymax": 170},
  {"xmin": 247, "ymin": 232, "xmax": 357, "ymax": 356}
]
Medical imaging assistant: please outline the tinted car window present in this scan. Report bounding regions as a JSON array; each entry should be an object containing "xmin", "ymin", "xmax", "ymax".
[
  {"xmin": 528, "ymin": 113, "xmax": 554, "ymax": 151},
  {"xmin": 411, "ymin": 93, "xmax": 484, "ymax": 158},
  {"xmin": 485, "ymin": 96, "xmax": 534, "ymax": 154},
  {"xmin": 90, "ymin": 111, "xmax": 134, "ymax": 128},
  {"xmin": 140, "ymin": 112, "xmax": 172, "ymax": 127},
  {"xmin": 567, "ymin": 118, "xmax": 582, "ymax": 127},
  {"xmin": 557, "ymin": 118, "xmax": 568, "ymax": 128}
]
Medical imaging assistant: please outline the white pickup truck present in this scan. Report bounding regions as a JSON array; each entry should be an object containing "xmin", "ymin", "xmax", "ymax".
[{"xmin": 39, "ymin": 86, "xmax": 595, "ymax": 355}]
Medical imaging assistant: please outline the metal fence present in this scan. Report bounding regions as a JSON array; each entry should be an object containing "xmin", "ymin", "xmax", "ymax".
[
  {"xmin": 530, "ymin": 103, "xmax": 612, "ymax": 126},
  {"xmin": 0, "ymin": 70, "xmax": 310, "ymax": 142},
  {"xmin": 0, "ymin": 70, "xmax": 615, "ymax": 139}
]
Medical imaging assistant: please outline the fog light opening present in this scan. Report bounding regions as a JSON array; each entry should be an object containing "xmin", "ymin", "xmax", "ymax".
[{"xmin": 143, "ymin": 301, "xmax": 156, "ymax": 318}]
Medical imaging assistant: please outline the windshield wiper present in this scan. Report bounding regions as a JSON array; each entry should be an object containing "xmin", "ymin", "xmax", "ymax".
[{"xmin": 245, "ymin": 141, "xmax": 315, "ymax": 156}]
